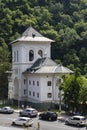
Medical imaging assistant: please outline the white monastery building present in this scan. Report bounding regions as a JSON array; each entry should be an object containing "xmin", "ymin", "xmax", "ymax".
[{"xmin": 9, "ymin": 26, "xmax": 73, "ymax": 108}]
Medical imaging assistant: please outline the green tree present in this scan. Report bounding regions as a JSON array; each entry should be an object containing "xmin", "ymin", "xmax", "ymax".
[
  {"xmin": 57, "ymin": 27, "xmax": 81, "ymax": 48},
  {"xmin": 63, "ymin": 70, "xmax": 81, "ymax": 112},
  {"xmin": 78, "ymin": 76, "xmax": 87, "ymax": 113},
  {"xmin": 0, "ymin": 42, "xmax": 11, "ymax": 101},
  {"xmin": 0, "ymin": 0, "xmax": 87, "ymax": 76},
  {"xmin": 63, "ymin": 52, "xmax": 80, "ymax": 67}
]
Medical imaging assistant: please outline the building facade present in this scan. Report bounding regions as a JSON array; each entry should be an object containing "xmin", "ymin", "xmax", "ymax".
[{"xmin": 8, "ymin": 26, "xmax": 73, "ymax": 108}]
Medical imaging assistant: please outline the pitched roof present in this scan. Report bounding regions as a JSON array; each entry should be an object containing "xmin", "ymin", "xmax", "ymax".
[
  {"xmin": 22, "ymin": 26, "xmax": 42, "ymax": 37},
  {"xmin": 23, "ymin": 57, "xmax": 73, "ymax": 74},
  {"xmin": 55, "ymin": 64, "xmax": 74, "ymax": 74},
  {"xmin": 10, "ymin": 26, "xmax": 54, "ymax": 44}
]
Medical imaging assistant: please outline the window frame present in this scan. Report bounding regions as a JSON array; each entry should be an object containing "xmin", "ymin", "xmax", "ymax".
[
  {"xmin": 37, "ymin": 81, "xmax": 39, "ymax": 86},
  {"xmin": 38, "ymin": 50, "xmax": 43, "ymax": 58},
  {"xmin": 47, "ymin": 81, "xmax": 51, "ymax": 86},
  {"xmin": 47, "ymin": 93, "xmax": 52, "ymax": 98},
  {"xmin": 29, "ymin": 50, "xmax": 34, "ymax": 61}
]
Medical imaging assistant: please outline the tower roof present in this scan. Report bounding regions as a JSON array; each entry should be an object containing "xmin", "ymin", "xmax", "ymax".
[
  {"xmin": 10, "ymin": 26, "xmax": 54, "ymax": 44},
  {"xmin": 22, "ymin": 26, "xmax": 42, "ymax": 37}
]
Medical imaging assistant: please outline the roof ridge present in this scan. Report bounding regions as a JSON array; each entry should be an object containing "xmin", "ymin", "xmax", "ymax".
[{"xmin": 22, "ymin": 26, "xmax": 43, "ymax": 37}]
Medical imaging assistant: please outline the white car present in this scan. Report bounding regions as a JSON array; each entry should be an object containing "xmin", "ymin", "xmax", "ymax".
[
  {"xmin": 0, "ymin": 106, "xmax": 14, "ymax": 114},
  {"xmin": 19, "ymin": 108, "xmax": 38, "ymax": 117},
  {"xmin": 12, "ymin": 117, "xmax": 33, "ymax": 127},
  {"xmin": 65, "ymin": 115, "xmax": 86, "ymax": 126}
]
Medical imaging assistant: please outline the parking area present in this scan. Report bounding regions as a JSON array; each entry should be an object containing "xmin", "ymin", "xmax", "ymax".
[{"xmin": 0, "ymin": 110, "xmax": 86, "ymax": 130}]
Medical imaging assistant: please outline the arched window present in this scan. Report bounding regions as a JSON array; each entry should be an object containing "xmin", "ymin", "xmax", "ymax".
[
  {"xmin": 38, "ymin": 50, "xmax": 43, "ymax": 58},
  {"xmin": 29, "ymin": 50, "xmax": 34, "ymax": 61}
]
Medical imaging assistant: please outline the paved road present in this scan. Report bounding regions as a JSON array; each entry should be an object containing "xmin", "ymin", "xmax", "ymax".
[
  {"xmin": 0, "ymin": 126, "xmax": 22, "ymax": 130},
  {"xmin": 0, "ymin": 111, "xmax": 86, "ymax": 130},
  {"xmin": 0, "ymin": 123, "xmax": 86, "ymax": 130},
  {"xmin": 0, "ymin": 126, "xmax": 36, "ymax": 130}
]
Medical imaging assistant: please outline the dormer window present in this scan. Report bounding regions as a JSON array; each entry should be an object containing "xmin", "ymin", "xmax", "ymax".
[
  {"xmin": 29, "ymin": 50, "xmax": 34, "ymax": 61},
  {"xmin": 32, "ymin": 33, "xmax": 35, "ymax": 38}
]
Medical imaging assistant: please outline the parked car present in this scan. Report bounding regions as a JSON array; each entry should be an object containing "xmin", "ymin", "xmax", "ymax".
[
  {"xmin": 39, "ymin": 111, "xmax": 57, "ymax": 121},
  {"xmin": 12, "ymin": 117, "xmax": 33, "ymax": 127},
  {"xmin": 0, "ymin": 106, "xmax": 14, "ymax": 114},
  {"xmin": 65, "ymin": 115, "xmax": 86, "ymax": 126},
  {"xmin": 67, "ymin": 111, "xmax": 82, "ymax": 116},
  {"xmin": 19, "ymin": 108, "xmax": 38, "ymax": 117}
]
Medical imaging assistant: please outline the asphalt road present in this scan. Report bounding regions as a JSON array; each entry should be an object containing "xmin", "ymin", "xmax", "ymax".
[
  {"xmin": 0, "ymin": 126, "xmax": 22, "ymax": 130},
  {"xmin": 0, "ymin": 112, "xmax": 86, "ymax": 130}
]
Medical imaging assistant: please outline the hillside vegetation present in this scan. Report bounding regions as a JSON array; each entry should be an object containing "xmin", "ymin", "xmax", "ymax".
[{"xmin": 0, "ymin": 0, "xmax": 87, "ymax": 75}]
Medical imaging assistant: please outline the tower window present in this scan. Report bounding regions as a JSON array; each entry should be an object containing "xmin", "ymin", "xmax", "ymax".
[
  {"xmin": 24, "ymin": 79, "xmax": 26, "ymax": 85},
  {"xmin": 17, "ymin": 50, "xmax": 19, "ymax": 62},
  {"xmin": 14, "ymin": 51, "xmax": 16, "ymax": 62},
  {"xmin": 29, "ymin": 50, "xmax": 34, "ymax": 61},
  {"xmin": 38, "ymin": 50, "xmax": 43, "ymax": 58}
]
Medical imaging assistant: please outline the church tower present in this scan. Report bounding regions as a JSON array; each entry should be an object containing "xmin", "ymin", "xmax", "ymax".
[{"xmin": 10, "ymin": 26, "xmax": 54, "ymax": 102}]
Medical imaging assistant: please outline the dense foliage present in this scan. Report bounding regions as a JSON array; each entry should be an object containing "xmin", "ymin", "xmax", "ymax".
[
  {"xmin": 63, "ymin": 71, "xmax": 87, "ymax": 114},
  {"xmin": 0, "ymin": 0, "xmax": 87, "ymax": 75},
  {"xmin": 0, "ymin": 43, "xmax": 11, "ymax": 99}
]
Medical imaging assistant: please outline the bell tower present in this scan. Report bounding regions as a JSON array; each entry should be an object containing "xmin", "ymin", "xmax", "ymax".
[
  {"xmin": 11, "ymin": 26, "xmax": 54, "ymax": 70},
  {"xmin": 10, "ymin": 26, "xmax": 54, "ymax": 101}
]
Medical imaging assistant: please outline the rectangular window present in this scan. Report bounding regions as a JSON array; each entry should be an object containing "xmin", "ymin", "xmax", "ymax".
[
  {"xmin": 33, "ymin": 81, "xmax": 35, "ymax": 85},
  {"xmin": 29, "ymin": 80, "xmax": 31, "ymax": 85},
  {"xmin": 47, "ymin": 81, "xmax": 51, "ymax": 86},
  {"xmin": 37, "ymin": 81, "xmax": 39, "ymax": 86},
  {"xmin": 29, "ymin": 91, "xmax": 31, "ymax": 96},
  {"xmin": 47, "ymin": 93, "xmax": 52, "ymax": 98},
  {"xmin": 17, "ymin": 50, "xmax": 19, "ymax": 62},
  {"xmin": 33, "ymin": 92, "xmax": 35, "ymax": 97},
  {"xmin": 59, "ymin": 78, "xmax": 61, "ymax": 83},
  {"xmin": 14, "ymin": 51, "xmax": 16, "ymax": 62},
  {"xmin": 24, "ymin": 79, "xmax": 26, "ymax": 85},
  {"xmin": 24, "ymin": 89, "xmax": 26, "ymax": 95},
  {"xmin": 37, "ymin": 92, "xmax": 39, "ymax": 98}
]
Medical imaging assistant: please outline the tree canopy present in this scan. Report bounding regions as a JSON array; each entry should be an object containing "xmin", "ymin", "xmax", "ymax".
[
  {"xmin": 0, "ymin": 0, "xmax": 87, "ymax": 75},
  {"xmin": 0, "ymin": 42, "xmax": 11, "ymax": 100},
  {"xmin": 63, "ymin": 71, "xmax": 87, "ymax": 113}
]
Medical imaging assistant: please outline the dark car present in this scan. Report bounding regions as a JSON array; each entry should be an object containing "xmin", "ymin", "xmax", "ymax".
[
  {"xmin": 0, "ymin": 106, "xmax": 14, "ymax": 114},
  {"xmin": 39, "ymin": 111, "xmax": 57, "ymax": 121},
  {"xmin": 19, "ymin": 108, "xmax": 38, "ymax": 117}
]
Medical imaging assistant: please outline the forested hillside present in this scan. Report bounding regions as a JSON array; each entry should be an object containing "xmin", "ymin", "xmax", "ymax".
[{"xmin": 0, "ymin": 0, "xmax": 87, "ymax": 75}]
